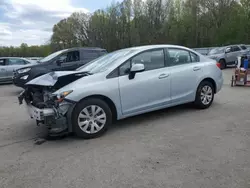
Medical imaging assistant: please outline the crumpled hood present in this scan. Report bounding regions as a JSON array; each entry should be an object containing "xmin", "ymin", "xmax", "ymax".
[{"xmin": 25, "ymin": 71, "xmax": 82, "ymax": 86}]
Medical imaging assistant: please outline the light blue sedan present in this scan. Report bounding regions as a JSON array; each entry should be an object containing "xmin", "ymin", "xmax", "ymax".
[
  {"xmin": 20, "ymin": 45, "xmax": 223, "ymax": 139},
  {"xmin": 0, "ymin": 57, "xmax": 37, "ymax": 83}
]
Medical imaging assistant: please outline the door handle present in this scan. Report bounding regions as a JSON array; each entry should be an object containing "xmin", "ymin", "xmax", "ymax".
[
  {"xmin": 193, "ymin": 67, "xmax": 201, "ymax": 71},
  {"xmin": 158, "ymin": 73, "xmax": 170, "ymax": 79}
]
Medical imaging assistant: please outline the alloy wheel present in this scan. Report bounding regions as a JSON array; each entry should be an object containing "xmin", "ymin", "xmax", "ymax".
[
  {"xmin": 200, "ymin": 85, "xmax": 213, "ymax": 105},
  {"xmin": 78, "ymin": 105, "xmax": 107, "ymax": 134}
]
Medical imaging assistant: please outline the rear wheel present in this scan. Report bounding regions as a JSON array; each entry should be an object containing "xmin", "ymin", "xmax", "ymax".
[
  {"xmin": 194, "ymin": 81, "xmax": 214, "ymax": 109},
  {"xmin": 72, "ymin": 98, "xmax": 112, "ymax": 139},
  {"xmin": 219, "ymin": 59, "xmax": 226, "ymax": 69}
]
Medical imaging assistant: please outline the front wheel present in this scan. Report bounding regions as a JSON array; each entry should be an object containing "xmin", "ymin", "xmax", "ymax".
[
  {"xmin": 194, "ymin": 81, "xmax": 215, "ymax": 109},
  {"xmin": 72, "ymin": 98, "xmax": 112, "ymax": 139}
]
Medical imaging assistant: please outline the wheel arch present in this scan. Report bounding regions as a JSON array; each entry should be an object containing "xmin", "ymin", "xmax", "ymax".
[
  {"xmin": 77, "ymin": 94, "xmax": 118, "ymax": 121},
  {"xmin": 199, "ymin": 77, "xmax": 217, "ymax": 93},
  {"xmin": 219, "ymin": 58, "xmax": 226, "ymax": 63}
]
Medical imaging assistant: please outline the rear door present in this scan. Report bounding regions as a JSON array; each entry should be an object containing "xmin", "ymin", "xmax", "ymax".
[{"xmin": 166, "ymin": 48, "xmax": 204, "ymax": 105}]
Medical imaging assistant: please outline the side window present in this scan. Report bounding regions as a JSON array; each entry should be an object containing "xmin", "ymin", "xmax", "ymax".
[
  {"xmin": 232, "ymin": 46, "xmax": 241, "ymax": 52},
  {"xmin": 7, "ymin": 58, "xmax": 26, "ymax": 65},
  {"xmin": 240, "ymin": 45, "xmax": 247, "ymax": 50},
  {"xmin": 99, "ymin": 50, "xmax": 107, "ymax": 56},
  {"xmin": 119, "ymin": 61, "xmax": 131, "ymax": 76},
  {"xmin": 167, "ymin": 48, "xmax": 192, "ymax": 66},
  {"xmin": 0, "ymin": 59, "xmax": 5, "ymax": 65},
  {"xmin": 64, "ymin": 51, "xmax": 80, "ymax": 63},
  {"xmin": 190, "ymin": 52, "xmax": 199, "ymax": 62},
  {"xmin": 83, "ymin": 51, "xmax": 100, "ymax": 59},
  {"xmin": 58, "ymin": 54, "xmax": 67, "ymax": 62},
  {"xmin": 131, "ymin": 49, "xmax": 165, "ymax": 71}
]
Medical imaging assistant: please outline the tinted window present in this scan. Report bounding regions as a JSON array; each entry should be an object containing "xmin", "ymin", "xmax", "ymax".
[
  {"xmin": 100, "ymin": 50, "xmax": 107, "ymax": 56},
  {"xmin": 65, "ymin": 51, "xmax": 80, "ymax": 62},
  {"xmin": 167, "ymin": 48, "xmax": 192, "ymax": 66},
  {"xmin": 240, "ymin": 45, "xmax": 247, "ymax": 50},
  {"xmin": 7, "ymin": 58, "xmax": 26, "ymax": 65},
  {"xmin": 83, "ymin": 51, "xmax": 99, "ymax": 59},
  {"xmin": 0, "ymin": 59, "xmax": 5, "ymax": 65},
  {"xmin": 58, "ymin": 51, "xmax": 80, "ymax": 64},
  {"xmin": 232, "ymin": 46, "xmax": 241, "ymax": 52},
  {"xmin": 131, "ymin": 49, "xmax": 165, "ymax": 71},
  {"xmin": 190, "ymin": 52, "xmax": 199, "ymax": 62}
]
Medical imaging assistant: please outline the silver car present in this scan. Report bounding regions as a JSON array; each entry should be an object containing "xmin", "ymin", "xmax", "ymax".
[
  {"xmin": 19, "ymin": 45, "xmax": 223, "ymax": 139},
  {"xmin": 207, "ymin": 44, "xmax": 249, "ymax": 69},
  {"xmin": 0, "ymin": 57, "xmax": 37, "ymax": 83}
]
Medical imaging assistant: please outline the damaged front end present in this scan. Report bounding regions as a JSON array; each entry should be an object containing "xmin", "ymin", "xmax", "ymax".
[{"xmin": 18, "ymin": 71, "xmax": 89, "ymax": 136}]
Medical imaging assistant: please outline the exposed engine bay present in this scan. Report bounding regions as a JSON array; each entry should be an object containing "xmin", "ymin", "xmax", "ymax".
[{"xmin": 18, "ymin": 71, "xmax": 90, "ymax": 136}]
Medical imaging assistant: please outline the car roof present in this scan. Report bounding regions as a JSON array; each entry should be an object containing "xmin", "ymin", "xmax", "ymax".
[
  {"xmin": 114, "ymin": 44, "xmax": 198, "ymax": 53},
  {"xmin": 66, "ymin": 47, "xmax": 107, "ymax": 52}
]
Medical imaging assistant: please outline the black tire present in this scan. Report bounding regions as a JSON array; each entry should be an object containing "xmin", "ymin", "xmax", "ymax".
[
  {"xmin": 194, "ymin": 81, "xmax": 215, "ymax": 109},
  {"xmin": 72, "ymin": 98, "xmax": 112, "ymax": 139},
  {"xmin": 219, "ymin": 59, "xmax": 226, "ymax": 70}
]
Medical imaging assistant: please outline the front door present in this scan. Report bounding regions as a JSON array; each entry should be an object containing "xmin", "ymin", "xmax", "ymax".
[
  {"xmin": 166, "ymin": 48, "xmax": 204, "ymax": 105},
  {"xmin": 0, "ymin": 59, "xmax": 7, "ymax": 82},
  {"xmin": 225, "ymin": 46, "xmax": 236, "ymax": 64},
  {"xmin": 118, "ymin": 49, "xmax": 171, "ymax": 116},
  {"xmin": 56, "ymin": 50, "xmax": 81, "ymax": 71}
]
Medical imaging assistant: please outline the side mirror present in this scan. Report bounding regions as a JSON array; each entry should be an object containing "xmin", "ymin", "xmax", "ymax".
[
  {"xmin": 56, "ymin": 59, "xmax": 63, "ymax": 66},
  {"xmin": 129, "ymin": 63, "xmax": 145, "ymax": 80},
  {"xmin": 225, "ymin": 48, "xmax": 231, "ymax": 53}
]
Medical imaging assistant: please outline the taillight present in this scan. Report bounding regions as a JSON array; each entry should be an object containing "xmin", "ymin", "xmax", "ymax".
[{"xmin": 216, "ymin": 62, "xmax": 221, "ymax": 69}]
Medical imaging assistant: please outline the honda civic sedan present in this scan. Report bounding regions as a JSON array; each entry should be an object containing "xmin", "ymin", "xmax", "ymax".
[{"xmin": 19, "ymin": 45, "xmax": 223, "ymax": 139}]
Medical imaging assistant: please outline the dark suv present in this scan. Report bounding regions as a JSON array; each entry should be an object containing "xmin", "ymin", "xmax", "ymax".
[{"xmin": 13, "ymin": 47, "xmax": 107, "ymax": 88}]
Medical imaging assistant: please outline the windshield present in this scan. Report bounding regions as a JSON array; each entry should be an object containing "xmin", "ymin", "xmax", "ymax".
[
  {"xmin": 77, "ymin": 49, "xmax": 135, "ymax": 74},
  {"xmin": 39, "ymin": 49, "xmax": 67, "ymax": 63},
  {"xmin": 208, "ymin": 47, "xmax": 225, "ymax": 55}
]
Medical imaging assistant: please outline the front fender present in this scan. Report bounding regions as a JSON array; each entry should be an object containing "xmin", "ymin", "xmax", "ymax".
[{"xmin": 65, "ymin": 77, "xmax": 123, "ymax": 119}]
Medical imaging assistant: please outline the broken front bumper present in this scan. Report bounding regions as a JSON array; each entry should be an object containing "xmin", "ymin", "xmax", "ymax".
[
  {"xmin": 27, "ymin": 104, "xmax": 54, "ymax": 121},
  {"xmin": 19, "ymin": 89, "xmax": 76, "ymax": 136},
  {"xmin": 24, "ymin": 101, "xmax": 75, "ymax": 136}
]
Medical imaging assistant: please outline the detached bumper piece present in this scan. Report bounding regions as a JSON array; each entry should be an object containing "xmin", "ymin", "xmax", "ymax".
[{"xmin": 27, "ymin": 104, "xmax": 69, "ymax": 137}]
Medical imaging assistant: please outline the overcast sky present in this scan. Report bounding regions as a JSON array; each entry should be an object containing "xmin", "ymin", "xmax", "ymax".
[{"xmin": 0, "ymin": 0, "xmax": 122, "ymax": 46}]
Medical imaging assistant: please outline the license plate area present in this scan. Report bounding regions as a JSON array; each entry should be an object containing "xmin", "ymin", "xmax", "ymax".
[{"xmin": 27, "ymin": 105, "xmax": 54, "ymax": 121}]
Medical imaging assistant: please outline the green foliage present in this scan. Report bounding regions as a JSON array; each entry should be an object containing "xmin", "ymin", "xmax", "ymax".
[
  {"xmin": 1, "ymin": 0, "xmax": 250, "ymax": 56},
  {"xmin": 0, "ymin": 43, "xmax": 51, "ymax": 57}
]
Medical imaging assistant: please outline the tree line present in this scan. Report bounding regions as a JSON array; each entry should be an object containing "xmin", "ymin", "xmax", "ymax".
[{"xmin": 1, "ymin": 0, "xmax": 250, "ymax": 57}]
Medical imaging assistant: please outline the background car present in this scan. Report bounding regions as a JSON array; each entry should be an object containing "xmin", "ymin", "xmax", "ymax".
[
  {"xmin": 27, "ymin": 57, "xmax": 43, "ymax": 62},
  {"xmin": 0, "ymin": 57, "xmax": 37, "ymax": 84},
  {"xmin": 13, "ymin": 47, "xmax": 107, "ymax": 88},
  {"xmin": 207, "ymin": 44, "xmax": 249, "ymax": 69},
  {"xmin": 20, "ymin": 45, "xmax": 223, "ymax": 139}
]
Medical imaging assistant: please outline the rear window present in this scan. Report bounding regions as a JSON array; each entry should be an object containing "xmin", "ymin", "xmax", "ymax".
[
  {"xmin": 100, "ymin": 50, "xmax": 107, "ymax": 56},
  {"xmin": 83, "ymin": 50, "xmax": 107, "ymax": 58},
  {"xmin": 240, "ymin": 45, "xmax": 247, "ymax": 50}
]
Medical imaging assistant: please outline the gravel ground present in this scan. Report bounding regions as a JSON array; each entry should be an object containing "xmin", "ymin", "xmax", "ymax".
[{"xmin": 1, "ymin": 69, "xmax": 250, "ymax": 188}]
